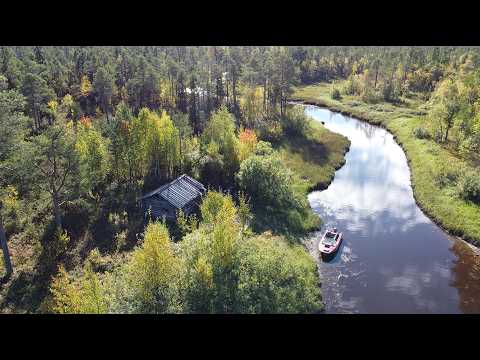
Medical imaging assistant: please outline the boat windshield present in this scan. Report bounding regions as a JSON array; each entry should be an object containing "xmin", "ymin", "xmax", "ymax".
[{"xmin": 323, "ymin": 232, "xmax": 337, "ymax": 244}]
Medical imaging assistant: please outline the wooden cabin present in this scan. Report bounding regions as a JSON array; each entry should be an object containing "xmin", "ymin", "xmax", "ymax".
[{"xmin": 139, "ymin": 174, "xmax": 206, "ymax": 221}]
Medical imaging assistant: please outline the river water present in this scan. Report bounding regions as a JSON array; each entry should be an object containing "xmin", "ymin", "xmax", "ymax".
[{"xmin": 302, "ymin": 105, "xmax": 480, "ymax": 314}]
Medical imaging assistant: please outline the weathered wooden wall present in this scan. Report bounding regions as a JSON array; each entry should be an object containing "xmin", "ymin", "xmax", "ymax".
[{"xmin": 142, "ymin": 194, "xmax": 201, "ymax": 221}]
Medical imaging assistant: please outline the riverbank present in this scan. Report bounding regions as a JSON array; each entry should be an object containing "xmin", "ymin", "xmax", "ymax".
[
  {"xmin": 278, "ymin": 118, "xmax": 351, "ymax": 192},
  {"xmin": 262, "ymin": 114, "xmax": 350, "ymax": 236},
  {"xmin": 291, "ymin": 82, "xmax": 480, "ymax": 247}
]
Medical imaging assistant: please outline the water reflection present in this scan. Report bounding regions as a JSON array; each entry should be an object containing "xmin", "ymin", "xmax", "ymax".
[
  {"xmin": 302, "ymin": 105, "xmax": 480, "ymax": 314},
  {"xmin": 449, "ymin": 241, "xmax": 480, "ymax": 313}
]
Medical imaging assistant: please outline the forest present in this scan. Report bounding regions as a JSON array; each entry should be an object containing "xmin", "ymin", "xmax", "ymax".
[{"xmin": 1, "ymin": 46, "xmax": 480, "ymax": 313}]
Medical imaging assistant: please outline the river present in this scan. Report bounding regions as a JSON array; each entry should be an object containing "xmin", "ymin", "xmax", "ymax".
[{"xmin": 302, "ymin": 104, "xmax": 480, "ymax": 314}]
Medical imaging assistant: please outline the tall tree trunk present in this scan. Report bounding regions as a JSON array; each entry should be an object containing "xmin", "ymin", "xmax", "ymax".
[
  {"xmin": 52, "ymin": 191, "xmax": 62, "ymax": 231},
  {"xmin": 232, "ymin": 72, "xmax": 239, "ymax": 120},
  {"xmin": 179, "ymin": 136, "xmax": 183, "ymax": 173},
  {"xmin": 232, "ymin": 75, "xmax": 237, "ymax": 109},
  {"xmin": 104, "ymin": 100, "xmax": 109, "ymax": 123},
  {"xmin": 264, "ymin": 79, "xmax": 268, "ymax": 113},
  {"xmin": 280, "ymin": 95, "xmax": 285, "ymax": 118},
  {"xmin": 225, "ymin": 74, "xmax": 229, "ymax": 108},
  {"xmin": 34, "ymin": 106, "xmax": 40, "ymax": 134},
  {"xmin": 0, "ymin": 205, "xmax": 13, "ymax": 279}
]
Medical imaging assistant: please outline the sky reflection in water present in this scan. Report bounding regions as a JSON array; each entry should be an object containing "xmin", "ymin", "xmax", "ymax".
[{"xmin": 303, "ymin": 105, "xmax": 480, "ymax": 314}]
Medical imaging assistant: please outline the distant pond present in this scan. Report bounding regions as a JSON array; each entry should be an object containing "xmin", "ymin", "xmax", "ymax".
[{"xmin": 301, "ymin": 104, "xmax": 480, "ymax": 314}]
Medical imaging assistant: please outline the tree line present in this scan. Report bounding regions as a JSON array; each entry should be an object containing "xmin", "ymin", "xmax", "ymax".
[{"xmin": 2, "ymin": 46, "xmax": 480, "ymax": 312}]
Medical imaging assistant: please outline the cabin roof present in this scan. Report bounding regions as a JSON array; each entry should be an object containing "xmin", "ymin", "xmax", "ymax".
[{"xmin": 140, "ymin": 174, "xmax": 206, "ymax": 209}]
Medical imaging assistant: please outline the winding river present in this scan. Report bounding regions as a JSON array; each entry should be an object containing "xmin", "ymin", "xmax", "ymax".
[{"xmin": 302, "ymin": 104, "xmax": 480, "ymax": 314}]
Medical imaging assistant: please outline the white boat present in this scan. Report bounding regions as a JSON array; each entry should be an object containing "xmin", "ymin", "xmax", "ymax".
[{"xmin": 318, "ymin": 227, "xmax": 343, "ymax": 255}]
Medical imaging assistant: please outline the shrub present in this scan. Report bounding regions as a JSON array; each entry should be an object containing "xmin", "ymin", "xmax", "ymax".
[
  {"xmin": 257, "ymin": 118, "xmax": 283, "ymax": 144},
  {"xmin": 238, "ymin": 128, "xmax": 258, "ymax": 162},
  {"xmin": 235, "ymin": 234, "xmax": 323, "ymax": 313},
  {"xmin": 237, "ymin": 152, "xmax": 315, "ymax": 235},
  {"xmin": 254, "ymin": 141, "xmax": 274, "ymax": 156},
  {"xmin": 176, "ymin": 209, "xmax": 198, "ymax": 238},
  {"xmin": 49, "ymin": 263, "xmax": 108, "ymax": 314},
  {"xmin": 282, "ymin": 106, "xmax": 311, "ymax": 137},
  {"xmin": 114, "ymin": 230, "xmax": 127, "ymax": 253},
  {"xmin": 43, "ymin": 229, "xmax": 70, "ymax": 269},
  {"xmin": 343, "ymin": 74, "xmax": 361, "ymax": 96},
  {"xmin": 237, "ymin": 154, "xmax": 298, "ymax": 212},
  {"xmin": 434, "ymin": 163, "xmax": 459, "ymax": 188},
  {"xmin": 380, "ymin": 82, "xmax": 400, "ymax": 103},
  {"xmin": 63, "ymin": 198, "xmax": 94, "ymax": 236},
  {"xmin": 0, "ymin": 74, "xmax": 7, "ymax": 90},
  {"xmin": 330, "ymin": 87, "xmax": 342, "ymax": 100},
  {"xmin": 86, "ymin": 248, "xmax": 112, "ymax": 272},
  {"xmin": 361, "ymin": 86, "xmax": 381, "ymax": 103},
  {"xmin": 347, "ymin": 100, "xmax": 362, "ymax": 107},
  {"xmin": 0, "ymin": 185, "xmax": 21, "ymax": 236},
  {"xmin": 413, "ymin": 127, "xmax": 430, "ymax": 139},
  {"xmin": 457, "ymin": 171, "xmax": 480, "ymax": 203},
  {"xmin": 372, "ymin": 104, "xmax": 394, "ymax": 113},
  {"xmin": 459, "ymin": 137, "xmax": 480, "ymax": 160},
  {"xmin": 285, "ymin": 209, "xmax": 306, "ymax": 234}
]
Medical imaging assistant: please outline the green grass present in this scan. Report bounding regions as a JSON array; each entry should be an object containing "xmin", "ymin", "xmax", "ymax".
[
  {"xmin": 278, "ymin": 119, "xmax": 350, "ymax": 193},
  {"xmin": 291, "ymin": 82, "xmax": 427, "ymax": 125},
  {"xmin": 291, "ymin": 82, "xmax": 480, "ymax": 246}
]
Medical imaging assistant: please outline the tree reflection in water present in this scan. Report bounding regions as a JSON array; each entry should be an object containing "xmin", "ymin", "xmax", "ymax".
[
  {"xmin": 449, "ymin": 240, "xmax": 480, "ymax": 313},
  {"xmin": 303, "ymin": 104, "xmax": 480, "ymax": 314}
]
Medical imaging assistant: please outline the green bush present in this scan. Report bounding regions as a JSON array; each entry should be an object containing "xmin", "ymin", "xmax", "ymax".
[
  {"xmin": 257, "ymin": 117, "xmax": 283, "ymax": 144},
  {"xmin": 63, "ymin": 198, "xmax": 94, "ymax": 236},
  {"xmin": 330, "ymin": 87, "xmax": 342, "ymax": 100},
  {"xmin": 285, "ymin": 209, "xmax": 307, "ymax": 234},
  {"xmin": 235, "ymin": 234, "xmax": 322, "ymax": 313},
  {"xmin": 434, "ymin": 163, "xmax": 459, "ymax": 188},
  {"xmin": 0, "ymin": 186, "xmax": 22, "ymax": 236},
  {"xmin": 254, "ymin": 141, "xmax": 274, "ymax": 156},
  {"xmin": 42, "ymin": 229, "xmax": 71, "ymax": 272},
  {"xmin": 361, "ymin": 86, "xmax": 381, "ymax": 103},
  {"xmin": 457, "ymin": 171, "xmax": 480, "ymax": 204},
  {"xmin": 282, "ymin": 107, "xmax": 311, "ymax": 137},
  {"xmin": 380, "ymin": 82, "xmax": 400, "ymax": 103},
  {"xmin": 86, "ymin": 248, "xmax": 111, "ymax": 272},
  {"xmin": 459, "ymin": 137, "xmax": 480, "ymax": 160},
  {"xmin": 413, "ymin": 126, "xmax": 430, "ymax": 139},
  {"xmin": 237, "ymin": 153, "xmax": 299, "ymax": 212},
  {"xmin": 237, "ymin": 152, "xmax": 316, "ymax": 235},
  {"xmin": 347, "ymin": 100, "xmax": 362, "ymax": 107},
  {"xmin": 343, "ymin": 74, "xmax": 361, "ymax": 96},
  {"xmin": 372, "ymin": 104, "xmax": 395, "ymax": 113}
]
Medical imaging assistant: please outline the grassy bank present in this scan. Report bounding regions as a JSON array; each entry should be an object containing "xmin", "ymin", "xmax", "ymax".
[
  {"xmin": 278, "ymin": 117, "xmax": 350, "ymax": 193},
  {"xmin": 291, "ymin": 82, "xmax": 480, "ymax": 247},
  {"xmin": 260, "ymin": 113, "xmax": 350, "ymax": 236}
]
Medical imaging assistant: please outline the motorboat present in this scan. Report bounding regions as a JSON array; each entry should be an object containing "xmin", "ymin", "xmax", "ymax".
[{"xmin": 318, "ymin": 227, "xmax": 343, "ymax": 255}]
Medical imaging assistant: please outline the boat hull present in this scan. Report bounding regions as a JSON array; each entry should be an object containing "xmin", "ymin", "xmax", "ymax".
[{"xmin": 319, "ymin": 233, "xmax": 343, "ymax": 256}]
